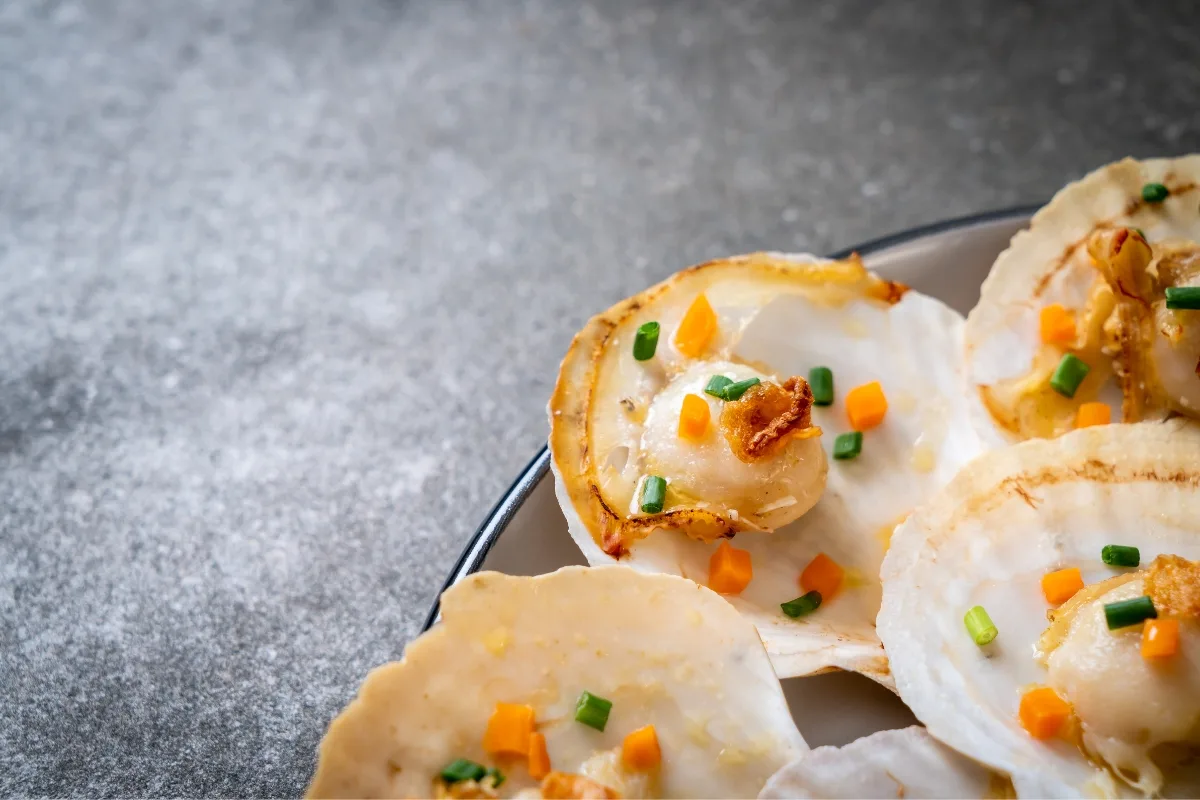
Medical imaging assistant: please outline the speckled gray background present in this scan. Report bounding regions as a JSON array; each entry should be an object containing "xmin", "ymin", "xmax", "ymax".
[{"xmin": 2, "ymin": 0, "xmax": 1198, "ymax": 795}]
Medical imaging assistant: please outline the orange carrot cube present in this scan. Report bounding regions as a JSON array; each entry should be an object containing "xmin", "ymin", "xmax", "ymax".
[
  {"xmin": 1074, "ymin": 402, "xmax": 1111, "ymax": 429},
  {"xmin": 674, "ymin": 294, "xmax": 717, "ymax": 358},
  {"xmin": 1041, "ymin": 567, "xmax": 1084, "ymax": 605},
  {"xmin": 1019, "ymin": 686, "xmax": 1071, "ymax": 740},
  {"xmin": 678, "ymin": 393, "xmax": 711, "ymax": 440},
  {"xmin": 1039, "ymin": 304, "xmax": 1076, "ymax": 346},
  {"xmin": 528, "ymin": 731, "xmax": 551, "ymax": 779},
  {"xmin": 621, "ymin": 725, "xmax": 661, "ymax": 770},
  {"xmin": 708, "ymin": 541, "xmax": 753, "ymax": 595},
  {"xmin": 845, "ymin": 381, "xmax": 888, "ymax": 431},
  {"xmin": 1142, "ymin": 618, "xmax": 1179, "ymax": 660},
  {"xmin": 483, "ymin": 702, "xmax": 535, "ymax": 758},
  {"xmin": 800, "ymin": 553, "xmax": 844, "ymax": 601}
]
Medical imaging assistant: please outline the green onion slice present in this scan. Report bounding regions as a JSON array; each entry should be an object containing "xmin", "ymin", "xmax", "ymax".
[
  {"xmin": 1165, "ymin": 287, "xmax": 1200, "ymax": 310},
  {"xmin": 704, "ymin": 375, "xmax": 734, "ymax": 398},
  {"xmin": 1141, "ymin": 182, "xmax": 1169, "ymax": 203},
  {"xmin": 574, "ymin": 690, "xmax": 613, "ymax": 731},
  {"xmin": 1049, "ymin": 353, "xmax": 1090, "ymax": 398},
  {"xmin": 484, "ymin": 767, "xmax": 505, "ymax": 788},
  {"xmin": 964, "ymin": 605, "xmax": 998, "ymax": 646},
  {"xmin": 440, "ymin": 758, "xmax": 487, "ymax": 784},
  {"xmin": 719, "ymin": 377, "xmax": 761, "ymax": 401},
  {"xmin": 833, "ymin": 431, "xmax": 863, "ymax": 460},
  {"xmin": 632, "ymin": 321, "xmax": 660, "ymax": 360},
  {"xmin": 1103, "ymin": 595, "xmax": 1157, "ymax": 630},
  {"xmin": 1101, "ymin": 544, "xmax": 1140, "ymax": 568},
  {"xmin": 639, "ymin": 475, "xmax": 666, "ymax": 514},
  {"xmin": 808, "ymin": 367, "xmax": 834, "ymax": 406},
  {"xmin": 781, "ymin": 591, "xmax": 822, "ymax": 618}
]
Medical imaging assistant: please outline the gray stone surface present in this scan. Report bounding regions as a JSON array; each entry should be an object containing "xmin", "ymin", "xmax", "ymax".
[{"xmin": 1, "ymin": 0, "xmax": 1197, "ymax": 795}]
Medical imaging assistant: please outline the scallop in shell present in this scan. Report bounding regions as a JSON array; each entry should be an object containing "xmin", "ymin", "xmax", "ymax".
[
  {"xmin": 879, "ymin": 421, "xmax": 1200, "ymax": 797},
  {"xmin": 550, "ymin": 252, "xmax": 983, "ymax": 683},
  {"xmin": 307, "ymin": 567, "xmax": 805, "ymax": 799},
  {"xmin": 965, "ymin": 155, "xmax": 1200, "ymax": 444}
]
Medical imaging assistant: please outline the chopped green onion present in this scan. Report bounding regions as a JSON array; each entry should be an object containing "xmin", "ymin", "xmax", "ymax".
[
  {"xmin": 1049, "ymin": 353, "xmax": 1090, "ymax": 398},
  {"xmin": 640, "ymin": 476, "xmax": 666, "ymax": 514},
  {"xmin": 1132, "ymin": 227, "xmax": 1146, "ymax": 239},
  {"xmin": 808, "ymin": 367, "xmax": 834, "ymax": 406},
  {"xmin": 781, "ymin": 591, "xmax": 822, "ymax": 618},
  {"xmin": 632, "ymin": 321, "xmax": 660, "ymax": 360},
  {"xmin": 719, "ymin": 377, "xmax": 761, "ymax": 401},
  {"xmin": 833, "ymin": 431, "xmax": 863, "ymax": 460},
  {"xmin": 1101, "ymin": 544, "xmax": 1140, "ymax": 568},
  {"xmin": 704, "ymin": 375, "xmax": 734, "ymax": 398},
  {"xmin": 964, "ymin": 605, "xmax": 998, "ymax": 646},
  {"xmin": 1104, "ymin": 595, "xmax": 1157, "ymax": 630},
  {"xmin": 1165, "ymin": 287, "xmax": 1200, "ymax": 310},
  {"xmin": 704, "ymin": 374, "xmax": 762, "ymax": 401},
  {"xmin": 1141, "ymin": 182, "xmax": 1169, "ymax": 203},
  {"xmin": 574, "ymin": 690, "xmax": 613, "ymax": 731},
  {"xmin": 484, "ymin": 767, "xmax": 505, "ymax": 788},
  {"xmin": 440, "ymin": 758, "xmax": 487, "ymax": 784}
]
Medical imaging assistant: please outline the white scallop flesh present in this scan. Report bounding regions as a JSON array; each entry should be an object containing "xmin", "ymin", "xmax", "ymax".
[
  {"xmin": 640, "ymin": 360, "xmax": 826, "ymax": 528},
  {"xmin": 1152, "ymin": 289, "xmax": 1200, "ymax": 414}
]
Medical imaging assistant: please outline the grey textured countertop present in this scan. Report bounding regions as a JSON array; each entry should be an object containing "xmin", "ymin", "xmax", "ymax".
[{"xmin": 3, "ymin": 0, "xmax": 1198, "ymax": 795}]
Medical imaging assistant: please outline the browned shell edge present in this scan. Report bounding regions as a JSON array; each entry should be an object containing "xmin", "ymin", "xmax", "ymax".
[
  {"xmin": 421, "ymin": 204, "xmax": 1040, "ymax": 635},
  {"xmin": 548, "ymin": 251, "xmax": 908, "ymax": 559},
  {"xmin": 1029, "ymin": 178, "xmax": 1199, "ymax": 297}
]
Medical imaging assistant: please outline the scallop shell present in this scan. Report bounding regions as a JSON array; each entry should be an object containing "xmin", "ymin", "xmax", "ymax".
[
  {"xmin": 758, "ymin": 726, "xmax": 1006, "ymax": 799},
  {"xmin": 307, "ymin": 566, "xmax": 805, "ymax": 799},
  {"xmin": 879, "ymin": 420, "xmax": 1200, "ymax": 797},
  {"xmin": 550, "ymin": 253, "xmax": 983, "ymax": 684},
  {"xmin": 965, "ymin": 155, "xmax": 1200, "ymax": 444}
]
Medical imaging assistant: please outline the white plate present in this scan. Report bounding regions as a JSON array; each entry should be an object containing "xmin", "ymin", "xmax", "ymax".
[{"xmin": 422, "ymin": 207, "xmax": 1034, "ymax": 749}]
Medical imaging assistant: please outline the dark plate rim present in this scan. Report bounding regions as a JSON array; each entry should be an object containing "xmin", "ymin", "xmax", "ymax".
[{"xmin": 421, "ymin": 203, "xmax": 1039, "ymax": 631}]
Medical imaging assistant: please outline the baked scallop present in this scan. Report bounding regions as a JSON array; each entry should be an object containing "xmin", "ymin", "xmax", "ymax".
[
  {"xmin": 880, "ymin": 421, "xmax": 1200, "ymax": 797},
  {"xmin": 308, "ymin": 567, "xmax": 805, "ymax": 799},
  {"xmin": 966, "ymin": 155, "xmax": 1200, "ymax": 443},
  {"xmin": 550, "ymin": 252, "xmax": 982, "ymax": 683}
]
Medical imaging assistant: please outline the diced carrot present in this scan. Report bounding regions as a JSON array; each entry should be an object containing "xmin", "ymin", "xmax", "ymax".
[
  {"xmin": 678, "ymin": 393, "xmax": 711, "ymax": 440},
  {"xmin": 1074, "ymin": 402, "xmax": 1111, "ymax": 429},
  {"xmin": 674, "ymin": 294, "xmax": 717, "ymax": 358},
  {"xmin": 528, "ymin": 731, "xmax": 551, "ymax": 780},
  {"xmin": 1019, "ymin": 686, "xmax": 1072, "ymax": 740},
  {"xmin": 708, "ymin": 541, "xmax": 753, "ymax": 595},
  {"xmin": 621, "ymin": 725, "xmax": 661, "ymax": 770},
  {"xmin": 483, "ymin": 703, "xmax": 535, "ymax": 758},
  {"xmin": 1041, "ymin": 567, "xmax": 1085, "ymax": 605},
  {"xmin": 800, "ymin": 553, "xmax": 844, "ymax": 601},
  {"xmin": 1142, "ymin": 618, "xmax": 1179, "ymax": 660},
  {"xmin": 1039, "ymin": 304, "xmax": 1076, "ymax": 346},
  {"xmin": 845, "ymin": 381, "xmax": 888, "ymax": 431}
]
